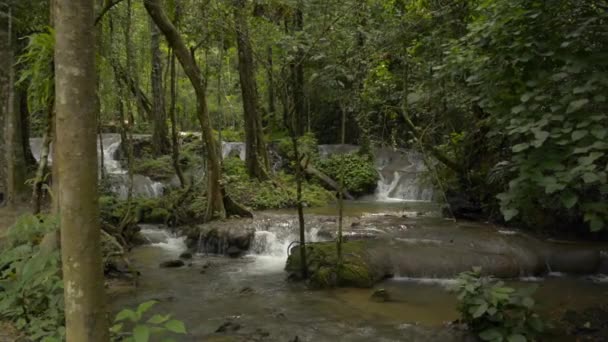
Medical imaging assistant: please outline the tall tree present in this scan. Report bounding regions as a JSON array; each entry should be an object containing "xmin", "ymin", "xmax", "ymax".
[
  {"xmin": 144, "ymin": 0, "xmax": 226, "ymax": 220},
  {"xmin": 149, "ymin": 16, "xmax": 170, "ymax": 155},
  {"xmin": 54, "ymin": 0, "xmax": 109, "ymax": 339},
  {"xmin": 234, "ymin": 0, "xmax": 270, "ymax": 180},
  {"xmin": 1, "ymin": 4, "xmax": 28, "ymax": 206}
]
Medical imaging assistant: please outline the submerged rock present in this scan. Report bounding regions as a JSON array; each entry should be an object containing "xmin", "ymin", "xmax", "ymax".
[
  {"xmin": 179, "ymin": 252, "xmax": 193, "ymax": 259},
  {"xmin": 159, "ymin": 259, "xmax": 185, "ymax": 268},
  {"xmin": 185, "ymin": 221, "xmax": 255, "ymax": 257},
  {"xmin": 370, "ymin": 288, "xmax": 390, "ymax": 302},
  {"xmin": 215, "ymin": 321, "xmax": 241, "ymax": 333}
]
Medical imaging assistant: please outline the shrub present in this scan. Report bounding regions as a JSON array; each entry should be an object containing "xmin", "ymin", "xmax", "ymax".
[
  {"xmin": 317, "ymin": 153, "xmax": 379, "ymax": 197},
  {"xmin": 276, "ymin": 132, "xmax": 319, "ymax": 162},
  {"xmin": 133, "ymin": 156, "xmax": 175, "ymax": 181},
  {"xmin": 111, "ymin": 300, "xmax": 186, "ymax": 342},
  {"xmin": 451, "ymin": 268, "xmax": 544, "ymax": 342},
  {"xmin": 0, "ymin": 216, "xmax": 65, "ymax": 341}
]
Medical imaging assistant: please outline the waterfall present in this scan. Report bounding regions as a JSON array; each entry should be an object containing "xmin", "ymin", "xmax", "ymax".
[
  {"xmin": 221, "ymin": 142, "xmax": 246, "ymax": 160},
  {"xmin": 318, "ymin": 145, "xmax": 434, "ymax": 202}
]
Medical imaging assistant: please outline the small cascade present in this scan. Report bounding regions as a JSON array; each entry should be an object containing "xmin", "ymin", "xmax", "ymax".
[
  {"xmin": 139, "ymin": 224, "xmax": 187, "ymax": 254},
  {"xmin": 221, "ymin": 142, "xmax": 246, "ymax": 160},
  {"xmin": 318, "ymin": 144, "xmax": 434, "ymax": 202}
]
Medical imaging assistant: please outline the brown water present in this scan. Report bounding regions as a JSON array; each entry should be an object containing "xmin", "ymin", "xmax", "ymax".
[{"xmin": 110, "ymin": 201, "xmax": 608, "ymax": 341}]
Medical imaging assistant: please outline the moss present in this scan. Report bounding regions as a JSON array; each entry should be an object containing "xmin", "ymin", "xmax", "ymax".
[
  {"xmin": 146, "ymin": 208, "xmax": 170, "ymax": 224},
  {"xmin": 223, "ymin": 158, "xmax": 334, "ymax": 210},
  {"xmin": 133, "ymin": 156, "xmax": 175, "ymax": 181},
  {"xmin": 316, "ymin": 153, "xmax": 379, "ymax": 197},
  {"xmin": 286, "ymin": 240, "xmax": 376, "ymax": 288}
]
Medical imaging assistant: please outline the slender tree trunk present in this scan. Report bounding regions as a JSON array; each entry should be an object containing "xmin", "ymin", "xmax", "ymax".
[
  {"xmin": 149, "ymin": 17, "xmax": 170, "ymax": 155},
  {"xmin": 144, "ymin": 0, "xmax": 225, "ymax": 220},
  {"xmin": 290, "ymin": 1, "xmax": 306, "ymax": 136},
  {"xmin": 169, "ymin": 50, "xmax": 184, "ymax": 187},
  {"xmin": 337, "ymin": 104, "xmax": 346, "ymax": 263},
  {"xmin": 289, "ymin": 124, "xmax": 307, "ymax": 278},
  {"xmin": 54, "ymin": 0, "xmax": 109, "ymax": 339},
  {"xmin": 3, "ymin": 8, "xmax": 28, "ymax": 206},
  {"xmin": 234, "ymin": 0, "xmax": 269, "ymax": 180},
  {"xmin": 267, "ymin": 46, "xmax": 275, "ymax": 119}
]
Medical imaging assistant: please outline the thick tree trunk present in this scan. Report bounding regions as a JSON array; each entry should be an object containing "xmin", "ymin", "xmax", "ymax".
[
  {"xmin": 234, "ymin": 0, "xmax": 270, "ymax": 180},
  {"xmin": 54, "ymin": 0, "xmax": 109, "ymax": 340},
  {"xmin": 144, "ymin": 0, "xmax": 225, "ymax": 220},
  {"xmin": 2, "ymin": 9, "xmax": 28, "ymax": 206},
  {"xmin": 149, "ymin": 17, "xmax": 170, "ymax": 155}
]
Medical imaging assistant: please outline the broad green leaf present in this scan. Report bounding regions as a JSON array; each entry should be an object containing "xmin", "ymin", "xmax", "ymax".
[
  {"xmin": 512, "ymin": 143, "xmax": 530, "ymax": 153},
  {"xmin": 133, "ymin": 325, "xmax": 150, "ymax": 342},
  {"xmin": 115, "ymin": 309, "xmax": 137, "ymax": 322},
  {"xmin": 110, "ymin": 323, "xmax": 123, "ymax": 333},
  {"xmin": 136, "ymin": 300, "xmax": 158, "ymax": 316},
  {"xmin": 406, "ymin": 92, "xmax": 421, "ymax": 104},
  {"xmin": 571, "ymin": 130, "xmax": 588, "ymax": 141},
  {"xmin": 532, "ymin": 131, "xmax": 549, "ymax": 147},
  {"xmin": 511, "ymin": 105, "xmax": 525, "ymax": 114},
  {"xmin": 567, "ymin": 99, "xmax": 589, "ymax": 113},
  {"xmin": 591, "ymin": 126, "xmax": 607, "ymax": 140},
  {"xmin": 507, "ymin": 334, "xmax": 527, "ymax": 342},
  {"xmin": 164, "ymin": 320, "xmax": 187, "ymax": 334},
  {"xmin": 590, "ymin": 217, "xmax": 604, "ymax": 232},
  {"xmin": 479, "ymin": 328, "xmax": 503, "ymax": 341},
  {"xmin": 502, "ymin": 208, "xmax": 519, "ymax": 221},
  {"xmin": 522, "ymin": 297, "xmax": 535, "ymax": 308},
  {"xmin": 560, "ymin": 192, "xmax": 578, "ymax": 209},
  {"xmin": 473, "ymin": 302, "xmax": 489, "ymax": 318},
  {"xmin": 147, "ymin": 314, "xmax": 171, "ymax": 325},
  {"xmin": 582, "ymin": 173, "xmax": 599, "ymax": 184}
]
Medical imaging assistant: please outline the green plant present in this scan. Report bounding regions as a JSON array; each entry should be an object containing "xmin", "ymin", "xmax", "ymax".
[
  {"xmin": 317, "ymin": 153, "xmax": 379, "ymax": 197},
  {"xmin": 111, "ymin": 301, "xmax": 187, "ymax": 342},
  {"xmin": 0, "ymin": 216, "xmax": 64, "ymax": 342},
  {"xmin": 451, "ymin": 268, "xmax": 544, "ymax": 342}
]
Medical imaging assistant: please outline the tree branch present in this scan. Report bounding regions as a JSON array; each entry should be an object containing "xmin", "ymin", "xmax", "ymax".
[{"xmin": 95, "ymin": 0, "xmax": 125, "ymax": 25}]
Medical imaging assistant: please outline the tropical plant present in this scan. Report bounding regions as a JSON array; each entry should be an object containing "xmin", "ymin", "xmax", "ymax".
[
  {"xmin": 451, "ymin": 268, "xmax": 544, "ymax": 342},
  {"xmin": 110, "ymin": 300, "xmax": 187, "ymax": 342}
]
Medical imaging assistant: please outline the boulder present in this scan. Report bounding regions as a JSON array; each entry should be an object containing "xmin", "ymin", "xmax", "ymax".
[
  {"xmin": 159, "ymin": 260, "xmax": 185, "ymax": 268},
  {"xmin": 186, "ymin": 222, "xmax": 255, "ymax": 256}
]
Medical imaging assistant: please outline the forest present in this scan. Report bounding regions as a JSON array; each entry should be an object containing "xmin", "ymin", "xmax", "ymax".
[{"xmin": 0, "ymin": 0, "xmax": 607, "ymax": 341}]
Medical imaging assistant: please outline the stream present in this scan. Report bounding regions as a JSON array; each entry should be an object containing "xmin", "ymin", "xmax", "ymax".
[{"xmin": 110, "ymin": 201, "xmax": 608, "ymax": 341}]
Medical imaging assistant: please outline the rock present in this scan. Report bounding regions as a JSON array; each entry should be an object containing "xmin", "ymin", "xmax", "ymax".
[
  {"xmin": 371, "ymin": 288, "xmax": 390, "ymax": 302},
  {"xmin": 215, "ymin": 321, "xmax": 241, "ymax": 333},
  {"xmin": 227, "ymin": 246, "xmax": 243, "ymax": 258},
  {"xmin": 159, "ymin": 260, "xmax": 185, "ymax": 268},
  {"xmin": 239, "ymin": 287, "xmax": 254, "ymax": 295},
  {"xmin": 179, "ymin": 252, "xmax": 193, "ymax": 260},
  {"xmin": 187, "ymin": 223, "xmax": 255, "ymax": 256}
]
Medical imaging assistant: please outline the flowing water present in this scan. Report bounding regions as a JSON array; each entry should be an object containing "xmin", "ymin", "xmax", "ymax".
[{"xmin": 111, "ymin": 202, "xmax": 608, "ymax": 341}]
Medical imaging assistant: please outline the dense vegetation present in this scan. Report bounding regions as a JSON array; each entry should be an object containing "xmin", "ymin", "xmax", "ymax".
[{"xmin": 0, "ymin": 0, "xmax": 606, "ymax": 340}]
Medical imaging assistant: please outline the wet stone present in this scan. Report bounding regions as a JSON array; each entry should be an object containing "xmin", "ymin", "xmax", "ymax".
[
  {"xmin": 215, "ymin": 321, "xmax": 242, "ymax": 333},
  {"xmin": 179, "ymin": 252, "xmax": 193, "ymax": 259},
  {"xmin": 159, "ymin": 259, "xmax": 185, "ymax": 268},
  {"xmin": 370, "ymin": 288, "xmax": 390, "ymax": 302}
]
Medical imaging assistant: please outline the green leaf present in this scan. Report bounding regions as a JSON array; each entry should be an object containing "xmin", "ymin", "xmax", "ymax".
[
  {"xmin": 147, "ymin": 314, "xmax": 171, "ymax": 325},
  {"xmin": 571, "ymin": 130, "xmax": 588, "ymax": 141},
  {"xmin": 582, "ymin": 173, "xmax": 599, "ymax": 184},
  {"xmin": 133, "ymin": 325, "xmax": 150, "ymax": 342},
  {"xmin": 115, "ymin": 309, "xmax": 137, "ymax": 322},
  {"xmin": 136, "ymin": 300, "xmax": 157, "ymax": 317},
  {"xmin": 511, "ymin": 105, "xmax": 525, "ymax": 114},
  {"xmin": 407, "ymin": 92, "xmax": 421, "ymax": 104},
  {"xmin": 502, "ymin": 208, "xmax": 519, "ymax": 221},
  {"xmin": 522, "ymin": 297, "xmax": 535, "ymax": 308},
  {"xmin": 110, "ymin": 323, "xmax": 123, "ymax": 333},
  {"xmin": 473, "ymin": 301, "xmax": 489, "ymax": 318},
  {"xmin": 507, "ymin": 334, "xmax": 527, "ymax": 342},
  {"xmin": 591, "ymin": 126, "xmax": 607, "ymax": 140},
  {"xmin": 512, "ymin": 143, "xmax": 530, "ymax": 153},
  {"xmin": 479, "ymin": 328, "xmax": 503, "ymax": 341},
  {"xmin": 567, "ymin": 98, "xmax": 589, "ymax": 113},
  {"xmin": 532, "ymin": 130, "xmax": 549, "ymax": 147},
  {"xmin": 561, "ymin": 192, "xmax": 578, "ymax": 209},
  {"xmin": 164, "ymin": 320, "xmax": 187, "ymax": 334},
  {"xmin": 590, "ymin": 217, "xmax": 604, "ymax": 232}
]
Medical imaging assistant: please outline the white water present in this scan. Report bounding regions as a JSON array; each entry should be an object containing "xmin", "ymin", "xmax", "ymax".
[{"xmin": 139, "ymin": 225, "xmax": 187, "ymax": 255}]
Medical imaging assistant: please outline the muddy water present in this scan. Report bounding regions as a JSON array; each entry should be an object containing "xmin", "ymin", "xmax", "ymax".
[{"xmin": 110, "ymin": 202, "xmax": 608, "ymax": 341}]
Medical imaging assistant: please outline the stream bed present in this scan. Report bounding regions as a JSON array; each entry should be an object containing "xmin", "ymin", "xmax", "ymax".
[{"xmin": 110, "ymin": 202, "xmax": 608, "ymax": 341}]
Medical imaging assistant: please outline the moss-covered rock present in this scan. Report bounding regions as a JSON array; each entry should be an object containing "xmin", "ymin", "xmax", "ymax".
[
  {"xmin": 285, "ymin": 240, "xmax": 382, "ymax": 288},
  {"xmin": 132, "ymin": 156, "xmax": 175, "ymax": 181},
  {"xmin": 316, "ymin": 153, "xmax": 378, "ymax": 197}
]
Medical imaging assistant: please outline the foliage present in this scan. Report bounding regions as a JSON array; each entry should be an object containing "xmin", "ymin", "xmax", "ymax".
[
  {"xmin": 317, "ymin": 153, "xmax": 378, "ymax": 197},
  {"xmin": 0, "ymin": 216, "xmax": 65, "ymax": 341},
  {"xmin": 223, "ymin": 157, "xmax": 334, "ymax": 210},
  {"xmin": 16, "ymin": 28, "xmax": 55, "ymax": 110},
  {"xmin": 133, "ymin": 156, "xmax": 175, "ymax": 181},
  {"xmin": 443, "ymin": 1, "xmax": 608, "ymax": 231},
  {"xmin": 111, "ymin": 300, "xmax": 187, "ymax": 342},
  {"xmin": 276, "ymin": 132, "xmax": 320, "ymax": 163},
  {"xmin": 215, "ymin": 128, "xmax": 244, "ymax": 142},
  {"xmin": 451, "ymin": 268, "xmax": 544, "ymax": 342}
]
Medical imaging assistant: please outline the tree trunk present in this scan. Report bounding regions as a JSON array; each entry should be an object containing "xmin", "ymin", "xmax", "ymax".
[
  {"xmin": 19, "ymin": 89, "xmax": 37, "ymax": 170},
  {"xmin": 54, "ymin": 0, "xmax": 109, "ymax": 339},
  {"xmin": 2, "ymin": 8, "xmax": 28, "ymax": 206},
  {"xmin": 169, "ymin": 51, "xmax": 184, "ymax": 187},
  {"xmin": 234, "ymin": 0, "xmax": 270, "ymax": 180},
  {"xmin": 144, "ymin": 0, "xmax": 225, "ymax": 221},
  {"xmin": 290, "ymin": 1, "xmax": 306, "ymax": 137},
  {"xmin": 149, "ymin": 17, "xmax": 170, "ymax": 155},
  {"xmin": 267, "ymin": 46, "xmax": 275, "ymax": 118}
]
